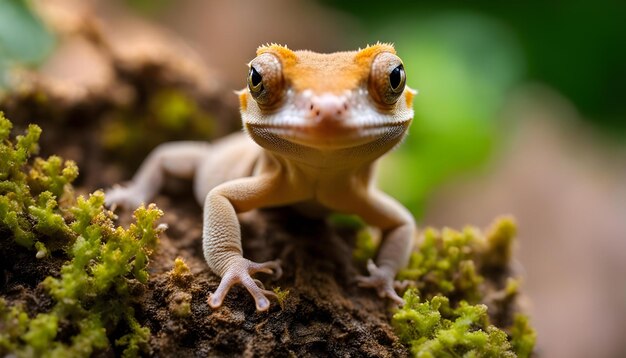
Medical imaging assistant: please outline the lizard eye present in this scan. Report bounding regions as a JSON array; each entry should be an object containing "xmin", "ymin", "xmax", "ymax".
[
  {"xmin": 248, "ymin": 67, "xmax": 263, "ymax": 92},
  {"xmin": 389, "ymin": 65, "xmax": 405, "ymax": 92},
  {"xmin": 369, "ymin": 52, "xmax": 406, "ymax": 106},
  {"xmin": 247, "ymin": 53, "xmax": 284, "ymax": 108}
]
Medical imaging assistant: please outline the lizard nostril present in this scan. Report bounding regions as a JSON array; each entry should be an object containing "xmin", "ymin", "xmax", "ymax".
[{"xmin": 307, "ymin": 95, "xmax": 349, "ymax": 121}]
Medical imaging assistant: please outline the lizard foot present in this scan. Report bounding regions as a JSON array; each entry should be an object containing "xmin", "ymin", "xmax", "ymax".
[
  {"xmin": 356, "ymin": 259, "xmax": 405, "ymax": 306},
  {"xmin": 208, "ymin": 258, "xmax": 282, "ymax": 311},
  {"xmin": 104, "ymin": 184, "xmax": 146, "ymax": 210}
]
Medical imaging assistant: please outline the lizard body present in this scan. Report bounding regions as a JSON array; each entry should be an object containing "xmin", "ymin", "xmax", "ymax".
[{"xmin": 106, "ymin": 43, "xmax": 417, "ymax": 311}]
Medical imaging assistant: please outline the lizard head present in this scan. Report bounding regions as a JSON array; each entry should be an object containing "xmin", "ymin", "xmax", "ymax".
[{"xmin": 239, "ymin": 43, "xmax": 416, "ymax": 161}]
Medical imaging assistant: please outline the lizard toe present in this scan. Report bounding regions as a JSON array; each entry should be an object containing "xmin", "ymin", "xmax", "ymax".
[
  {"xmin": 356, "ymin": 259, "xmax": 405, "ymax": 306},
  {"xmin": 208, "ymin": 258, "xmax": 282, "ymax": 311}
]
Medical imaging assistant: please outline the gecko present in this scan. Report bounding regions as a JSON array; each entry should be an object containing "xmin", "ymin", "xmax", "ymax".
[{"xmin": 105, "ymin": 43, "xmax": 417, "ymax": 311}]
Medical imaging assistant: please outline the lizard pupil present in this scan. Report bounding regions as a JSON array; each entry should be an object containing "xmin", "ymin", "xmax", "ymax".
[
  {"xmin": 250, "ymin": 67, "xmax": 263, "ymax": 87},
  {"xmin": 389, "ymin": 65, "xmax": 403, "ymax": 90}
]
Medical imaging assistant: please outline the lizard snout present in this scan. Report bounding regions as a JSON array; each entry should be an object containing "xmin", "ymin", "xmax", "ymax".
[{"xmin": 306, "ymin": 94, "xmax": 350, "ymax": 125}]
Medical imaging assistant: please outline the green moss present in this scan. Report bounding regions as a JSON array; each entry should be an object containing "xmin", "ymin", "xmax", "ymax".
[
  {"xmin": 393, "ymin": 290, "xmax": 516, "ymax": 357},
  {"xmin": 509, "ymin": 314, "xmax": 536, "ymax": 358},
  {"xmin": 150, "ymin": 89, "xmax": 195, "ymax": 131},
  {"xmin": 394, "ymin": 217, "xmax": 536, "ymax": 357},
  {"xmin": 101, "ymin": 88, "xmax": 215, "ymax": 168},
  {"xmin": 168, "ymin": 258, "xmax": 193, "ymax": 318},
  {"xmin": 1, "ymin": 194, "xmax": 163, "ymax": 357},
  {"xmin": 168, "ymin": 292, "xmax": 192, "ymax": 318},
  {"xmin": 352, "ymin": 227, "xmax": 378, "ymax": 263},
  {"xmin": 0, "ymin": 112, "xmax": 77, "ymax": 251},
  {"xmin": 0, "ymin": 113, "xmax": 164, "ymax": 357},
  {"xmin": 329, "ymin": 214, "xmax": 378, "ymax": 263},
  {"xmin": 272, "ymin": 287, "xmax": 290, "ymax": 309},
  {"xmin": 399, "ymin": 217, "xmax": 520, "ymax": 303},
  {"xmin": 169, "ymin": 257, "xmax": 192, "ymax": 288}
]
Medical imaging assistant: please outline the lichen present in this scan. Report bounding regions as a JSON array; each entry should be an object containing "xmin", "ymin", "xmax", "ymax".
[
  {"xmin": 0, "ymin": 113, "xmax": 164, "ymax": 357},
  {"xmin": 393, "ymin": 217, "xmax": 536, "ymax": 357}
]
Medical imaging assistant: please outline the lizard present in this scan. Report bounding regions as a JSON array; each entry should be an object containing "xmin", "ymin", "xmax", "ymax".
[{"xmin": 105, "ymin": 43, "xmax": 417, "ymax": 312}]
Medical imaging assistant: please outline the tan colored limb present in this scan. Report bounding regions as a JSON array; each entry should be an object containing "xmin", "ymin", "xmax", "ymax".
[
  {"xmin": 203, "ymin": 172, "xmax": 309, "ymax": 311},
  {"xmin": 105, "ymin": 141, "xmax": 210, "ymax": 208},
  {"xmin": 322, "ymin": 187, "xmax": 416, "ymax": 304}
]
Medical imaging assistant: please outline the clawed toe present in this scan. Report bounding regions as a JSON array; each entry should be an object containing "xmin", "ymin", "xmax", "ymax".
[
  {"xmin": 208, "ymin": 258, "xmax": 283, "ymax": 311},
  {"xmin": 356, "ymin": 260, "xmax": 405, "ymax": 306},
  {"xmin": 104, "ymin": 185, "xmax": 146, "ymax": 210},
  {"xmin": 250, "ymin": 259, "xmax": 282, "ymax": 279}
]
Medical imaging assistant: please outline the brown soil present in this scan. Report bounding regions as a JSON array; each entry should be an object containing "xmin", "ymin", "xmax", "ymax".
[{"xmin": 131, "ymin": 189, "xmax": 407, "ymax": 357}]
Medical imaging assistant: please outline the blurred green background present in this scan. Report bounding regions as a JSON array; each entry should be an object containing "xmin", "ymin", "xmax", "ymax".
[{"xmin": 323, "ymin": 1, "xmax": 626, "ymax": 216}]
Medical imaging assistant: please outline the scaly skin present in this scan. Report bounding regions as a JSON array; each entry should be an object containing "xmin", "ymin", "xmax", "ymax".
[{"xmin": 106, "ymin": 43, "xmax": 417, "ymax": 311}]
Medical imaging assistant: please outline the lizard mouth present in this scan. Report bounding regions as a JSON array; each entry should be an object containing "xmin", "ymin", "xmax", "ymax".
[{"xmin": 248, "ymin": 122, "xmax": 409, "ymax": 150}]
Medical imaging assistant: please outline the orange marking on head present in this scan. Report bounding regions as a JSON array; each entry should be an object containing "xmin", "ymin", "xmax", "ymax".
[
  {"xmin": 354, "ymin": 43, "xmax": 396, "ymax": 66},
  {"xmin": 257, "ymin": 44, "xmax": 298, "ymax": 67},
  {"xmin": 238, "ymin": 91, "xmax": 248, "ymax": 111},
  {"xmin": 258, "ymin": 43, "xmax": 397, "ymax": 94},
  {"xmin": 404, "ymin": 89, "xmax": 415, "ymax": 108}
]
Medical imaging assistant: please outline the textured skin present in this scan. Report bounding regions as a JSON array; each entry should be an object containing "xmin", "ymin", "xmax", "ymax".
[{"xmin": 106, "ymin": 43, "xmax": 417, "ymax": 311}]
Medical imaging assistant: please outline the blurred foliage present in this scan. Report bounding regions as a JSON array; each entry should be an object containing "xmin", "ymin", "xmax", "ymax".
[
  {"xmin": 324, "ymin": 0, "xmax": 626, "ymax": 131},
  {"xmin": 101, "ymin": 88, "xmax": 215, "ymax": 168},
  {"xmin": 0, "ymin": 0, "xmax": 55, "ymax": 87},
  {"xmin": 125, "ymin": 0, "xmax": 173, "ymax": 16},
  {"xmin": 379, "ymin": 14, "xmax": 522, "ymax": 216},
  {"xmin": 0, "ymin": 113, "xmax": 164, "ymax": 357}
]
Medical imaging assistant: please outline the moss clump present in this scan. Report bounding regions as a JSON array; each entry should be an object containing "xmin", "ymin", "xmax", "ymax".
[
  {"xmin": 352, "ymin": 227, "xmax": 378, "ymax": 263},
  {"xmin": 394, "ymin": 290, "xmax": 521, "ymax": 357},
  {"xmin": 0, "ymin": 113, "xmax": 164, "ymax": 357},
  {"xmin": 399, "ymin": 217, "xmax": 517, "ymax": 304},
  {"xmin": 1, "ymin": 194, "xmax": 163, "ymax": 357},
  {"xmin": 394, "ymin": 217, "xmax": 536, "ymax": 357},
  {"xmin": 167, "ymin": 257, "xmax": 193, "ymax": 318},
  {"xmin": 169, "ymin": 257, "xmax": 193, "ymax": 288},
  {"xmin": 272, "ymin": 287, "xmax": 290, "ymax": 309},
  {"xmin": 168, "ymin": 291, "xmax": 192, "ymax": 318},
  {"xmin": 509, "ymin": 314, "xmax": 536, "ymax": 358},
  {"xmin": 0, "ymin": 112, "xmax": 78, "ymax": 252}
]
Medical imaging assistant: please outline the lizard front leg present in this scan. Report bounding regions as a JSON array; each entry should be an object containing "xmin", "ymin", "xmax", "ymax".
[
  {"xmin": 325, "ymin": 187, "xmax": 416, "ymax": 304},
  {"xmin": 203, "ymin": 172, "xmax": 306, "ymax": 311},
  {"xmin": 105, "ymin": 141, "xmax": 210, "ymax": 209}
]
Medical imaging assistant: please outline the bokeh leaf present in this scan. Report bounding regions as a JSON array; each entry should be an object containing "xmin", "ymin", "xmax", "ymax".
[
  {"xmin": 0, "ymin": 0, "xmax": 55, "ymax": 86},
  {"xmin": 377, "ymin": 14, "xmax": 524, "ymax": 216}
]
